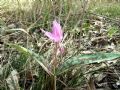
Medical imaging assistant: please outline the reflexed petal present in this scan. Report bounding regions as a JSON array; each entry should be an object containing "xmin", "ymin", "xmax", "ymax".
[
  {"xmin": 52, "ymin": 20, "xmax": 63, "ymax": 41},
  {"xmin": 41, "ymin": 20, "xmax": 63, "ymax": 43},
  {"xmin": 53, "ymin": 37, "xmax": 61, "ymax": 42},
  {"xmin": 45, "ymin": 32, "xmax": 54, "ymax": 40},
  {"xmin": 41, "ymin": 29, "xmax": 54, "ymax": 41}
]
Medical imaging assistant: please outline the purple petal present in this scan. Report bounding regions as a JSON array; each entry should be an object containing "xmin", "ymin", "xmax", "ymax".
[
  {"xmin": 41, "ymin": 20, "xmax": 63, "ymax": 43},
  {"xmin": 41, "ymin": 29, "xmax": 55, "ymax": 41},
  {"xmin": 52, "ymin": 20, "xmax": 63, "ymax": 42},
  {"xmin": 45, "ymin": 32, "xmax": 54, "ymax": 40}
]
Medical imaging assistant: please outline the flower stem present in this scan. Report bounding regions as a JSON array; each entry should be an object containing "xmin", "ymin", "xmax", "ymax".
[
  {"xmin": 53, "ymin": 42, "xmax": 58, "ymax": 90},
  {"xmin": 53, "ymin": 66, "xmax": 56, "ymax": 90}
]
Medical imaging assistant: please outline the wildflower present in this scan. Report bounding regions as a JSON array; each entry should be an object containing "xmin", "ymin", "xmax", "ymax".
[
  {"xmin": 41, "ymin": 20, "xmax": 63, "ymax": 42},
  {"xmin": 41, "ymin": 20, "xmax": 64, "ymax": 53}
]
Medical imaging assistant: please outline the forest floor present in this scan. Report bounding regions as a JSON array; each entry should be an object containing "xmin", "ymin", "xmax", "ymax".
[{"xmin": 0, "ymin": 0, "xmax": 120, "ymax": 90}]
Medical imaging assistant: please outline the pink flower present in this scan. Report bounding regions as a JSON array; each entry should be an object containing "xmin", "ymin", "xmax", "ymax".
[
  {"xmin": 41, "ymin": 20, "xmax": 63, "ymax": 42},
  {"xmin": 41, "ymin": 20, "xmax": 64, "ymax": 53}
]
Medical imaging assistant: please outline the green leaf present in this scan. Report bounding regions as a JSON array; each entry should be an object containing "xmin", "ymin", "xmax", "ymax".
[
  {"xmin": 57, "ymin": 52, "xmax": 120, "ymax": 75},
  {"xmin": 9, "ymin": 44, "xmax": 31, "ymax": 57},
  {"xmin": 9, "ymin": 44, "xmax": 53, "ymax": 75}
]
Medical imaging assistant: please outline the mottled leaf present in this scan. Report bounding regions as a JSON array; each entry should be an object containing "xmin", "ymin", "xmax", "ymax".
[{"xmin": 57, "ymin": 52, "xmax": 120, "ymax": 75}]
